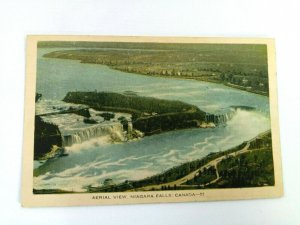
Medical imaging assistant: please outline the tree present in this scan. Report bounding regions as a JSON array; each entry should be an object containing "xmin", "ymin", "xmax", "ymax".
[{"xmin": 35, "ymin": 93, "xmax": 42, "ymax": 102}]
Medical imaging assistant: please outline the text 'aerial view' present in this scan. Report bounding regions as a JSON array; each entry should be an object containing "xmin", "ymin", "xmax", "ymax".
[{"xmin": 22, "ymin": 36, "xmax": 282, "ymax": 206}]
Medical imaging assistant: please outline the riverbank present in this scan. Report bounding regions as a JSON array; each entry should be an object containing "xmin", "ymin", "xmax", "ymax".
[
  {"xmin": 34, "ymin": 92, "xmax": 208, "ymax": 160},
  {"xmin": 63, "ymin": 91, "xmax": 208, "ymax": 135},
  {"xmin": 110, "ymin": 72, "xmax": 269, "ymax": 97},
  {"xmin": 43, "ymin": 44, "xmax": 269, "ymax": 97},
  {"xmin": 33, "ymin": 46, "xmax": 271, "ymax": 193},
  {"xmin": 84, "ymin": 130, "xmax": 273, "ymax": 192},
  {"xmin": 33, "ymin": 129, "xmax": 273, "ymax": 194}
]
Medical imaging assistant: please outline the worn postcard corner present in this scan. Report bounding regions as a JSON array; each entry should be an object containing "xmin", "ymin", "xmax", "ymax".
[{"xmin": 22, "ymin": 35, "xmax": 283, "ymax": 207}]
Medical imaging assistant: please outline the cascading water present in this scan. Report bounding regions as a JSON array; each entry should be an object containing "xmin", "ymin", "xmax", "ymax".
[
  {"xmin": 62, "ymin": 123, "xmax": 125, "ymax": 147},
  {"xmin": 37, "ymin": 100, "xmax": 132, "ymax": 148},
  {"xmin": 205, "ymin": 107, "xmax": 237, "ymax": 125},
  {"xmin": 34, "ymin": 48, "xmax": 271, "ymax": 192}
]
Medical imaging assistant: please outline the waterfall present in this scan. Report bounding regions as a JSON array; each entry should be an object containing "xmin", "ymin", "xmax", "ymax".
[
  {"xmin": 205, "ymin": 108, "xmax": 237, "ymax": 125},
  {"xmin": 62, "ymin": 123, "xmax": 124, "ymax": 147},
  {"xmin": 127, "ymin": 122, "xmax": 133, "ymax": 136}
]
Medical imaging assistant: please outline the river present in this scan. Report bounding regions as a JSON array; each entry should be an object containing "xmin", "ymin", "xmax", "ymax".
[{"xmin": 33, "ymin": 48, "xmax": 271, "ymax": 192}]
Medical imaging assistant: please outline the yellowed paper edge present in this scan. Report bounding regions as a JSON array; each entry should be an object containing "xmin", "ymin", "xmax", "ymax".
[{"xmin": 21, "ymin": 35, "xmax": 283, "ymax": 207}]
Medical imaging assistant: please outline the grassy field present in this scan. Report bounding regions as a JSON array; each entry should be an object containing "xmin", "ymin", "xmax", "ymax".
[{"xmin": 40, "ymin": 41, "xmax": 269, "ymax": 96}]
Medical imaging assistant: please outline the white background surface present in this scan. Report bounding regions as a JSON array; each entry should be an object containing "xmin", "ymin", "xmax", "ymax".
[{"xmin": 1, "ymin": 0, "xmax": 300, "ymax": 224}]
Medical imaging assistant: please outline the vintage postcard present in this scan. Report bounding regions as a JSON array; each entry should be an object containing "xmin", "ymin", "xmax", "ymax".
[{"xmin": 22, "ymin": 36, "xmax": 283, "ymax": 207}]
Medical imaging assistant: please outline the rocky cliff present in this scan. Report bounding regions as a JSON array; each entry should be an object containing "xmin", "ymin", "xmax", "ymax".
[{"xmin": 34, "ymin": 116, "xmax": 62, "ymax": 160}]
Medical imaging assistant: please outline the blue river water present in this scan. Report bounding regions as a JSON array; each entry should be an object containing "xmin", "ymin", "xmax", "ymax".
[{"xmin": 34, "ymin": 48, "xmax": 271, "ymax": 191}]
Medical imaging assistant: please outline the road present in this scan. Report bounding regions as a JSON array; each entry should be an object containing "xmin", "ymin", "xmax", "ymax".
[{"xmin": 133, "ymin": 141, "xmax": 251, "ymax": 191}]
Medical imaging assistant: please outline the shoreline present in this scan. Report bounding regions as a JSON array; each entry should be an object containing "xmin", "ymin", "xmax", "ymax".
[
  {"xmin": 99, "ymin": 64, "xmax": 269, "ymax": 97},
  {"xmin": 55, "ymin": 57, "xmax": 270, "ymax": 97},
  {"xmin": 33, "ymin": 130, "xmax": 272, "ymax": 194},
  {"xmin": 91, "ymin": 129, "xmax": 272, "ymax": 192},
  {"xmin": 42, "ymin": 52, "xmax": 269, "ymax": 98}
]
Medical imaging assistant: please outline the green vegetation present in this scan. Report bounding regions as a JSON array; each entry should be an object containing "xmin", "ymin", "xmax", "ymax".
[
  {"xmin": 133, "ymin": 112, "xmax": 203, "ymax": 135},
  {"xmin": 184, "ymin": 166, "xmax": 217, "ymax": 185},
  {"xmin": 209, "ymin": 131, "xmax": 274, "ymax": 188},
  {"xmin": 34, "ymin": 91, "xmax": 205, "ymax": 159},
  {"xmin": 63, "ymin": 91, "xmax": 206, "ymax": 135},
  {"xmin": 86, "ymin": 131, "xmax": 273, "ymax": 192},
  {"xmin": 35, "ymin": 93, "xmax": 42, "ymax": 102},
  {"xmin": 212, "ymin": 149, "xmax": 274, "ymax": 188},
  {"xmin": 35, "ymin": 131, "xmax": 274, "ymax": 193},
  {"xmin": 34, "ymin": 116, "xmax": 62, "ymax": 160},
  {"xmin": 86, "ymin": 142, "xmax": 248, "ymax": 192},
  {"xmin": 41, "ymin": 41, "xmax": 269, "ymax": 95},
  {"xmin": 63, "ymin": 91, "xmax": 201, "ymax": 116},
  {"xmin": 73, "ymin": 108, "xmax": 91, "ymax": 118},
  {"xmin": 34, "ymin": 106, "xmax": 91, "ymax": 160},
  {"xmin": 98, "ymin": 112, "xmax": 115, "ymax": 120},
  {"xmin": 118, "ymin": 116, "xmax": 129, "ymax": 130},
  {"xmin": 128, "ymin": 142, "xmax": 247, "ymax": 189},
  {"xmin": 83, "ymin": 118, "xmax": 97, "ymax": 124}
]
